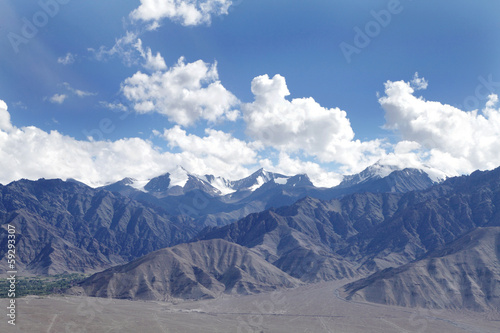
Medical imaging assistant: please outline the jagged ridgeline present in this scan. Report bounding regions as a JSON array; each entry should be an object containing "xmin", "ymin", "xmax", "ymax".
[
  {"xmin": 77, "ymin": 167, "xmax": 500, "ymax": 306},
  {"xmin": 3, "ymin": 164, "xmax": 500, "ymax": 311},
  {"xmin": 0, "ymin": 163, "xmax": 437, "ymax": 276}
]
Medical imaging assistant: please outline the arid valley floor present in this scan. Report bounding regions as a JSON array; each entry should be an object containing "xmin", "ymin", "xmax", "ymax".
[{"xmin": 2, "ymin": 280, "xmax": 499, "ymax": 333}]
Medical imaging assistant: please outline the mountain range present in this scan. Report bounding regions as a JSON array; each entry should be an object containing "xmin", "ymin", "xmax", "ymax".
[
  {"xmin": 71, "ymin": 166, "xmax": 500, "ymax": 310},
  {"xmin": 99, "ymin": 163, "xmax": 438, "ymax": 228},
  {"xmin": 5, "ymin": 162, "xmax": 500, "ymax": 312},
  {"xmin": 0, "ymin": 163, "xmax": 437, "ymax": 275}
]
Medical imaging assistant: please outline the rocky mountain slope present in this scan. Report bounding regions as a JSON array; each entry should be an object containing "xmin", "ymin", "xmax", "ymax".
[
  {"xmin": 331, "ymin": 166, "xmax": 436, "ymax": 196},
  {"xmin": 341, "ymin": 227, "xmax": 500, "ymax": 311},
  {"xmin": 0, "ymin": 163, "xmax": 438, "ymax": 276},
  {"xmin": 78, "ymin": 239, "xmax": 302, "ymax": 301},
  {"xmin": 196, "ymin": 193, "xmax": 401, "ymax": 279},
  {"xmin": 79, "ymin": 163, "xmax": 500, "ymax": 303},
  {"xmin": 199, "ymin": 166, "xmax": 500, "ymax": 275},
  {"xmin": 0, "ymin": 179, "xmax": 199, "ymax": 275}
]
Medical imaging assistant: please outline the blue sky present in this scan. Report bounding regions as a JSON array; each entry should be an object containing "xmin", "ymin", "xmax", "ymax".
[{"xmin": 1, "ymin": 0, "xmax": 500, "ymax": 186}]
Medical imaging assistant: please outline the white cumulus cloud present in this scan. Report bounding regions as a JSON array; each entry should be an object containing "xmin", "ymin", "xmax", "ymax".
[
  {"xmin": 243, "ymin": 74, "xmax": 384, "ymax": 171},
  {"xmin": 158, "ymin": 125, "xmax": 258, "ymax": 177},
  {"xmin": 380, "ymin": 76, "xmax": 500, "ymax": 175},
  {"xmin": 0, "ymin": 100, "xmax": 13, "ymax": 132},
  {"xmin": 161, "ymin": 125, "xmax": 257, "ymax": 165},
  {"xmin": 130, "ymin": 0, "xmax": 233, "ymax": 27},
  {"xmin": 122, "ymin": 57, "xmax": 239, "ymax": 126},
  {"xmin": 0, "ymin": 99, "xmax": 253, "ymax": 186}
]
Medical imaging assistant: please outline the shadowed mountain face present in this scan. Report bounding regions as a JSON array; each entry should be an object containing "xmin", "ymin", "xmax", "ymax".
[
  {"xmin": 78, "ymin": 239, "xmax": 302, "ymax": 301},
  {"xmin": 4, "ymin": 165, "xmax": 500, "ymax": 309},
  {"xmin": 352, "ymin": 167, "xmax": 500, "ymax": 270},
  {"xmin": 0, "ymin": 179, "xmax": 199, "ymax": 275},
  {"xmin": 196, "ymin": 194, "xmax": 401, "ymax": 280},
  {"xmin": 199, "ymin": 167, "xmax": 500, "ymax": 276},
  {"xmin": 77, "ymin": 166, "xmax": 500, "ymax": 303},
  {"xmin": 0, "ymin": 164, "xmax": 436, "ymax": 276},
  {"xmin": 341, "ymin": 227, "xmax": 500, "ymax": 311}
]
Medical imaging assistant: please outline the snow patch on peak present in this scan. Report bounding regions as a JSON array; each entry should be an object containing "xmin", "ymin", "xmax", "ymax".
[
  {"xmin": 255, "ymin": 168, "xmax": 273, "ymax": 182},
  {"xmin": 419, "ymin": 166, "xmax": 447, "ymax": 183},
  {"xmin": 274, "ymin": 177, "xmax": 288, "ymax": 185},
  {"xmin": 248, "ymin": 175, "xmax": 266, "ymax": 191},
  {"xmin": 231, "ymin": 169, "xmax": 291, "ymax": 192},
  {"xmin": 367, "ymin": 162, "xmax": 401, "ymax": 179},
  {"xmin": 129, "ymin": 179, "xmax": 149, "ymax": 192},
  {"xmin": 340, "ymin": 163, "xmax": 400, "ymax": 187},
  {"xmin": 168, "ymin": 165, "xmax": 189, "ymax": 188},
  {"xmin": 205, "ymin": 176, "xmax": 235, "ymax": 195}
]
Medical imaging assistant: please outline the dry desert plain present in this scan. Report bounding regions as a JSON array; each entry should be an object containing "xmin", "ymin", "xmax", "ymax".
[{"xmin": 1, "ymin": 280, "xmax": 500, "ymax": 333}]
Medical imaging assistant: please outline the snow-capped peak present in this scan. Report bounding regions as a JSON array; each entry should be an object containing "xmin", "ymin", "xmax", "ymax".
[
  {"xmin": 365, "ymin": 162, "xmax": 401, "ymax": 179},
  {"xmin": 168, "ymin": 165, "xmax": 190, "ymax": 188},
  {"xmin": 107, "ymin": 167, "xmax": 313, "ymax": 196},
  {"xmin": 230, "ymin": 168, "xmax": 291, "ymax": 191},
  {"xmin": 197, "ymin": 174, "xmax": 235, "ymax": 195},
  {"xmin": 418, "ymin": 165, "xmax": 447, "ymax": 183},
  {"xmin": 339, "ymin": 162, "xmax": 400, "ymax": 188},
  {"xmin": 338, "ymin": 160, "xmax": 447, "ymax": 190}
]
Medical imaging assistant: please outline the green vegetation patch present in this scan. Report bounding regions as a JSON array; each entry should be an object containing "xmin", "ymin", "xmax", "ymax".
[{"xmin": 0, "ymin": 273, "xmax": 88, "ymax": 297}]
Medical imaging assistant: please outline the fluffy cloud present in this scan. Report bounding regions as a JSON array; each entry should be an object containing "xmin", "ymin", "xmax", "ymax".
[
  {"xmin": 0, "ymin": 97, "xmax": 347, "ymax": 188},
  {"xmin": 122, "ymin": 57, "xmax": 239, "ymax": 126},
  {"xmin": 161, "ymin": 125, "xmax": 257, "ymax": 165},
  {"xmin": 91, "ymin": 35, "xmax": 237, "ymax": 125},
  {"xmin": 259, "ymin": 152, "xmax": 343, "ymax": 188},
  {"xmin": 0, "ymin": 103, "xmax": 163, "ymax": 185},
  {"xmin": 380, "ymin": 77, "xmax": 500, "ymax": 175},
  {"xmin": 130, "ymin": 0, "xmax": 233, "ymax": 27},
  {"xmin": 0, "ymin": 99, "xmax": 252, "ymax": 186},
  {"xmin": 243, "ymin": 74, "xmax": 353, "ymax": 153},
  {"xmin": 9, "ymin": 72, "xmax": 500, "ymax": 189},
  {"xmin": 158, "ymin": 125, "xmax": 258, "ymax": 177},
  {"xmin": 243, "ymin": 74, "xmax": 384, "ymax": 170},
  {"xmin": 0, "ymin": 100, "xmax": 13, "ymax": 132}
]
